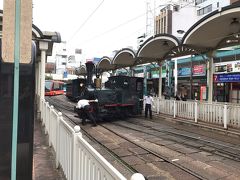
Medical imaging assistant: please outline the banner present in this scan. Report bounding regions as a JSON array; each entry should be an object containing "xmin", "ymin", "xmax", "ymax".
[
  {"xmin": 214, "ymin": 60, "xmax": 240, "ymax": 74},
  {"xmin": 178, "ymin": 67, "xmax": 191, "ymax": 77},
  {"xmin": 193, "ymin": 64, "xmax": 206, "ymax": 76},
  {"xmin": 214, "ymin": 73, "xmax": 240, "ymax": 82}
]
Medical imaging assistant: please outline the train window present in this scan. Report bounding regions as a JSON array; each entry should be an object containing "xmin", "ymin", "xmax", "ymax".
[
  {"xmin": 45, "ymin": 81, "xmax": 52, "ymax": 91},
  {"xmin": 53, "ymin": 82, "xmax": 63, "ymax": 90}
]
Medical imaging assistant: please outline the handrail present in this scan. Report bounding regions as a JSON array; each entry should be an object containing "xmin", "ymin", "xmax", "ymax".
[{"xmin": 153, "ymin": 98, "xmax": 240, "ymax": 129}]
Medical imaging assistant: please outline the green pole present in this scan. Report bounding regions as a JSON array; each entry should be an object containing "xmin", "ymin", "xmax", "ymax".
[
  {"xmin": 11, "ymin": 0, "xmax": 21, "ymax": 179},
  {"xmin": 143, "ymin": 65, "xmax": 147, "ymax": 95}
]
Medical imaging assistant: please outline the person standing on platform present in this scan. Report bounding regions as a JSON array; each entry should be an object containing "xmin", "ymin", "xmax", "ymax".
[{"xmin": 144, "ymin": 93, "xmax": 154, "ymax": 119}]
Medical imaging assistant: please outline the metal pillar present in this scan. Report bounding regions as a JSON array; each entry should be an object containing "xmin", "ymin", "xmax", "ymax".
[
  {"xmin": 143, "ymin": 65, "xmax": 147, "ymax": 95},
  {"xmin": 158, "ymin": 63, "xmax": 163, "ymax": 99},
  {"xmin": 174, "ymin": 59, "xmax": 178, "ymax": 97},
  {"xmin": 207, "ymin": 52, "xmax": 215, "ymax": 102}
]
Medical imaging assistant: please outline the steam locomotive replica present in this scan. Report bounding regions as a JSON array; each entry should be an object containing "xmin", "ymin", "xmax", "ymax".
[{"xmin": 66, "ymin": 61, "xmax": 144, "ymax": 120}]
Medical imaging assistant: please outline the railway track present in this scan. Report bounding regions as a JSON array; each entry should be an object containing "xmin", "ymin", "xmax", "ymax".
[
  {"xmin": 111, "ymin": 119, "xmax": 240, "ymax": 162},
  {"xmin": 45, "ymin": 96, "xmax": 240, "ymax": 179}
]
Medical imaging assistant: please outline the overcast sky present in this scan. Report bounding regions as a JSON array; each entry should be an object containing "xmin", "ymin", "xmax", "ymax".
[
  {"xmin": 0, "ymin": 0, "xmax": 174, "ymax": 58},
  {"xmin": 33, "ymin": 0, "xmax": 148, "ymax": 58}
]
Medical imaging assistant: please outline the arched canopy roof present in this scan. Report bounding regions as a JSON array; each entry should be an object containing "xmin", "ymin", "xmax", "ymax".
[
  {"xmin": 75, "ymin": 65, "xmax": 87, "ymax": 76},
  {"xmin": 182, "ymin": 4, "xmax": 240, "ymax": 53},
  {"xmin": 136, "ymin": 34, "xmax": 180, "ymax": 64},
  {"xmin": 112, "ymin": 48, "xmax": 136, "ymax": 68},
  {"xmin": 96, "ymin": 56, "xmax": 115, "ymax": 71}
]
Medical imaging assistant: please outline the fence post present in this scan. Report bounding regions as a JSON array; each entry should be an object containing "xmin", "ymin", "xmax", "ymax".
[
  {"xmin": 223, "ymin": 103, "xmax": 228, "ymax": 129},
  {"xmin": 130, "ymin": 173, "xmax": 145, "ymax": 180},
  {"xmin": 72, "ymin": 125, "xmax": 82, "ymax": 180},
  {"xmin": 55, "ymin": 112, "xmax": 62, "ymax": 169},
  {"xmin": 173, "ymin": 100, "xmax": 176, "ymax": 118},
  {"xmin": 49, "ymin": 105, "xmax": 54, "ymax": 147},
  {"xmin": 40, "ymin": 99, "xmax": 43, "ymax": 122},
  {"xmin": 194, "ymin": 101, "xmax": 198, "ymax": 123},
  {"xmin": 44, "ymin": 102, "xmax": 49, "ymax": 134}
]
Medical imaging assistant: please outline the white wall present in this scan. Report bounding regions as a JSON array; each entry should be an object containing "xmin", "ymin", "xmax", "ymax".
[
  {"xmin": 172, "ymin": 6, "xmax": 198, "ymax": 37},
  {"xmin": 196, "ymin": 0, "xmax": 231, "ymax": 21}
]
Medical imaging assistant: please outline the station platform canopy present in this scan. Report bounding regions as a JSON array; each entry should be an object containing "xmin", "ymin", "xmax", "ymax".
[
  {"xmin": 95, "ymin": 3, "xmax": 240, "ymax": 73},
  {"xmin": 75, "ymin": 65, "xmax": 87, "ymax": 76}
]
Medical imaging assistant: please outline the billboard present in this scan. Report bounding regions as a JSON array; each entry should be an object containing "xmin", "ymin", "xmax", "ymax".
[
  {"xmin": 214, "ymin": 60, "xmax": 240, "ymax": 74},
  {"xmin": 193, "ymin": 64, "xmax": 206, "ymax": 76},
  {"xmin": 178, "ymin": 67, "xmax": 191, "ymax": 77}
]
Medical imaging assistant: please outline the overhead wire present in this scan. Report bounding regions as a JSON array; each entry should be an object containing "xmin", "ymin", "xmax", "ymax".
[
  {"xmin": 68, "ymin": 0, "xmax": 105, "ymax": 43},
  {"xmin": 81, "ymin": 14, "xmax": 146, "ymax": 45},
  {"xmin": 72, "ymin": 2, "xmax": 167, "ymax": 46}
]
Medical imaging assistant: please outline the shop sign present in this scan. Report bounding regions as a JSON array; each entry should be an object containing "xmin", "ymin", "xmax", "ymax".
[
  {"xmin": 193, "ymin": 64, "xmax": 206, "ymax": 76},
  {"xmin": 162, "ymin": 69, "xmax": 166, "ymax": 78},
  {"xmin": 214, "ymin": 73, "xmax": 240, "ymax": 82},
  {"xmin": 214, "ymin": 60, "xmax": 240, "ymax": 74},
  {"xmin": 151, "ymin": 70, "xmax": 159, "ymax": 78},
  {"xmin": 135, "ymin": 73, "xmax": 144, "ymax": 77},
  {"xmin": 178, "ymin": 67, "xmax": 191, "ymax": 77},
  {"xmin": 200, "ymin": 86, "xmax": 207, "ymax": 100}
]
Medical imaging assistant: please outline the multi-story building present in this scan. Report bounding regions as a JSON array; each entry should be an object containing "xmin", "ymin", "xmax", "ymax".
[
  {"xmin": 155, "ymin": 0, "xmax": 197, "ymax": 37},
  {"xmin": 154, "ymin": 0, "xmax": 240, "ymax": 37},
  {"xmin": 150, "ymin": 0, "xmax": 240, "ymax": 102}
]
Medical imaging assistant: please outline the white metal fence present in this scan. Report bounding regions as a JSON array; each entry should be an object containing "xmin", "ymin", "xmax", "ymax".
[
  {"xmin": 40, "ymin": 98, "xmax": 145, "ymax": 180},
  {"xmin": 152, "ymin": 98, "xmax": 240, "ymax": 129}
]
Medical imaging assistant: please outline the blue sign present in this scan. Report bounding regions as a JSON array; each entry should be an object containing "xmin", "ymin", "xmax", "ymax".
[
  {"xmin": 178, "ymin": 67, "xmax": 191, "ymax": 77},
  {"xmin": 214, "ymin": 73, "xmax": 240, "ymax": 82},
  {"xmin": 63, "ymin": 71, "xmax": 68, "ymax": 78}
]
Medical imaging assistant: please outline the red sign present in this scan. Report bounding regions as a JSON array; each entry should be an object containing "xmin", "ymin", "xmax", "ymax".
[
  {"xmin": 200, "ymin": 86, "xmax": 207, "ymax": 100},
  {"xmin": 193, "ymin": 65, "xmax": 206, "ymax": 76}
]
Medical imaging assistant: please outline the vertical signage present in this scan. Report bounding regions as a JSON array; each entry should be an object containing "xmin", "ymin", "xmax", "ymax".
[{"xmin": 200, "ymin": 86, "xmax": 207, "ymax": 100}]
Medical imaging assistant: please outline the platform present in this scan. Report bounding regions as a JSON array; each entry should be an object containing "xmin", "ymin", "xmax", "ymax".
[{"xmin": 33, "ymin": 119, "xmax": 65, "ymax": 180}]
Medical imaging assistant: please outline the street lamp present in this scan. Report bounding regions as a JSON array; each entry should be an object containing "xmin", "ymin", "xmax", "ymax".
[{"xmin": 229, "ymin": 18, "xmax": 240, "ymax": 34}]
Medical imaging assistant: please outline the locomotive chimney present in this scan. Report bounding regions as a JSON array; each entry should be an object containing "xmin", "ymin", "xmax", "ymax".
[{"xmin": 85, "ymin": 61, "xmax": 95, "ymax": 88}]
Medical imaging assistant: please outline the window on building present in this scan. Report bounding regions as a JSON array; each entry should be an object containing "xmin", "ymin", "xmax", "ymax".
[
  {"xmin": 197, "ymin": 4, "xmax": 212, "ymax": 16},
  {"xmin": 196, "ymin": 0, "xmax": 207, "ymax": 5}
]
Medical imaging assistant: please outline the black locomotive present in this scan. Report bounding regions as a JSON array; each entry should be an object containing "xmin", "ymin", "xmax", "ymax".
[{"xmin": 66, "ymin": 61, "xmax": 144, "ymax": 120}]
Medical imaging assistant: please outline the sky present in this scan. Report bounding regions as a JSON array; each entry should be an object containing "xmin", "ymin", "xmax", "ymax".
[
  {"xmin": 0, "ymin": 0, "xmax": 176, "ymax": 59},
  {"xmin": 33, "ymin": 0, "xmax": 147, "ymax": 58}
]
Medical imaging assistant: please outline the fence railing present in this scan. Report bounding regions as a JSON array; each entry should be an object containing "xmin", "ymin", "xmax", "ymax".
[
  {"xmin": 39, "ymin": 98, "xmax": 145, "ymax": 180},
  {"xmin": 152, "ymin": 98, "xmax": 240, "ymax": 129}
]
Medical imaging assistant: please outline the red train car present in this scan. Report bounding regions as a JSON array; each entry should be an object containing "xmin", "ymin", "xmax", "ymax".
[{"xmin": 45, "ymin": 80, "xmax": 65, "ymax": 96}]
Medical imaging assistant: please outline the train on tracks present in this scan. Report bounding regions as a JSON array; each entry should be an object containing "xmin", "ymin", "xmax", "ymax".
[
  {"xmin": 45, "ymin": 80, "xmax": 65, "ymax": 96},
  {"xmin": 66, "ymin": 61, "xmax": 144, "ymax": 120}
]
